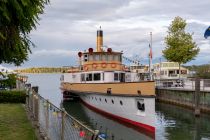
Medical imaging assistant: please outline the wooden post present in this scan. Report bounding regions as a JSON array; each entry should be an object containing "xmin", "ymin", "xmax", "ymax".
[
  {"xmin": 61, "ymin": 108, "xmax": 66, "ymax": 140},
  {"xmin": 194, "ymin": 78, "xmax": 200, "ymax": 116}
]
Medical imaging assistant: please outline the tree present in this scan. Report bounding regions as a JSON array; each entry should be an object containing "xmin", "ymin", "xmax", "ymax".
[
  {"xmin": 163, "ymin": 16, "xmax": 200, "ymax": 80},
  {"xmin": 0, "ymin": 0, "xmax": 49, "ymax": 66}
]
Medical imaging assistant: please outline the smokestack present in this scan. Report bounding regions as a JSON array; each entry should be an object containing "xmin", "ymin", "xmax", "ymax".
[{"xmin": 96, "ymin": 26, "xmax": 103, "ymax": 52}]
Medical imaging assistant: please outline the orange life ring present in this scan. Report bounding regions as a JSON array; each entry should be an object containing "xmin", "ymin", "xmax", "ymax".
[
  {"xmin": 83, "ymin": 65, "xmax": 88, "ymax": 71},
  {"xmin": 92, "ymin": 63, "xmax": 97, "ymax": 69},
  {"xmin": 101, "ymin": 62, "xmax": 107, "ymax": 68},
  {"xmin": 111, "ymin": 63, "xmax": 117, "ymax": 68},
  {"xmin": 122, "ymin": 65, "xmax": 126, "ymax": 71}
]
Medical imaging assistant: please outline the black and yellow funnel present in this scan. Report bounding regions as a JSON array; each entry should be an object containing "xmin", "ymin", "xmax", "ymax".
[{"xmin": 96, "ymin": 27, "xmax": 103, "ymax": 52}]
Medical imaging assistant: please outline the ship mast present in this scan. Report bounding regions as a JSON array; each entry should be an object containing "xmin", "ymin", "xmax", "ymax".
[{"xmin": 149, "ymin": 32, "xmax": 153, "ymax": 80}]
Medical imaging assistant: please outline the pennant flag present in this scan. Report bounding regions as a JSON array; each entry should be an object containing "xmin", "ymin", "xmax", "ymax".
[{"xmin": 204, "ymin": 26, "xmax": 210, "ymax": 39}]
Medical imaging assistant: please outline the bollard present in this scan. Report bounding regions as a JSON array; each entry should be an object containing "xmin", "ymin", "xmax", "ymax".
[
  {"xmin": 194, "ymin": 78, "xmax": 200, "ymax": 117},
  {"xmin": 61, "ymin": 108, "xmax": 66, "ymax": 140}
]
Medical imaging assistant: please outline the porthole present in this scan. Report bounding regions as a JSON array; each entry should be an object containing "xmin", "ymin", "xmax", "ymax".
[
  {"xmin": 112, "ymin": 100, "xmax": 114, "ymax": 104},
  {"xmin": 120, "ymin": 100, "xmax": 123, "ymax": 105},
  {"xmin": 105, "ymin": 99, "xmax": 107, "ymax": 103}
]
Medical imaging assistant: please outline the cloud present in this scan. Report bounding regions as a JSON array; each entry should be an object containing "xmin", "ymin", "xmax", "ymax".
[
  {"xmin": 5, "ymin": 0, "xmax": 209, "ymax": 68},
  {"xmin": 32, "ymin": 49, "xmax": 77, "ymax": 57}
]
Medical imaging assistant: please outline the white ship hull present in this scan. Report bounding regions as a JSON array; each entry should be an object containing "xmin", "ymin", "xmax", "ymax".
[{"xmin": 78, "ymin": 93, "xmax": 155, "ymax": 134}]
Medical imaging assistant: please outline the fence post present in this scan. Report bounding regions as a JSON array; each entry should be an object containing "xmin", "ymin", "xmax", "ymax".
[
  {"xmin": 93, "ymin": 130, "xmax": 99, "ymax": 140},
  {"xmin": 194, "ymin": 78, "xmax": 200, "ymax": 116},
  {"xmin": 61, "ymin": 108, "xmax": 66, "ymax": 140},
  {"xmin": 34, "ymin": 92, "xmax": 39, "ymax": 127},
  {"xmin": 26, "ymin": 84, "xmax": 31, "ymax": 110},
  {"xmin": 46, "ymin": 99, "xmax": 50, "ymax": 138},
  {"xmin": 32, "ymin": 87, "xmax": 38, "ymax": 118}
]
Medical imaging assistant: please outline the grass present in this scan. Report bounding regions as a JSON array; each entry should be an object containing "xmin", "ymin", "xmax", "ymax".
[{"xmin": 0, "ymin": 104, "xmax": 37, "ymax": 140}]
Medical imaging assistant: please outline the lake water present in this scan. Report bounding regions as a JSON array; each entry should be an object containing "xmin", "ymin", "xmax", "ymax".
[{"xmin": 27, "ymin": 74, "xmax": 210, "ymax": 140}]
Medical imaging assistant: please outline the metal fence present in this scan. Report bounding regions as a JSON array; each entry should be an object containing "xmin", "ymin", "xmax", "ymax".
[
  {"xmin": 26, "ymin": 85, "xmax": 105, "ymax": 140},
  {"xmin": 155, "ymin": 78, "xmax": 210, "ymax": 91}
]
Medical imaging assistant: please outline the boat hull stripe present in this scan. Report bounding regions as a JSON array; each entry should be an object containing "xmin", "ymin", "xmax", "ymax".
[{"xmin": 80, "ymin": 99, "xmax": 155, "ymax": 134}]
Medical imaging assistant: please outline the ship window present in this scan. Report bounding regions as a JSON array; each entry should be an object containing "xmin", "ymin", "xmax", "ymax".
[
  {"xmin": 94, "ymin": 73, "xmax": 101, "ymax": 81},
  {"xmin": 89, "ymin": 55, "xmax": 93, "ymax": 61},
  {"xmin": 114, "ymin": 73, "xmax": 119, "ymax": 81},
  {"xmin": 105, "ymin": 99, "xmax": 107, "ymax": 103},
  {"xmin": 120, "ymin": 100, "xmax": 123, "ymax": 105},
  {"xmin": 108, "ymin": 54, "xmax": 113, "ymax": 61},
  {"xmin": 114, "ymin": 55, "xmax": 118, "ymax": 61},
  {"xmin": 94, "ymin": 54, "xmax": 100, "ymax": 61},
  {"xmin": 81, "ymin": 74, "xmax": 85, "ymax": 81},
  {"xmin": 84, "ymin": 54, "xmax": 88, "ymax": 62},
  {"xmin": 86, "ymin": 73, "xmax": 92, "ymax": 81},
  {"xmin": 112, "ymin": 100, "xmax": 114, "ymax": 104},
  {"xmin": 102, "ymin": 55, "xmax": 107, "ymax": 61},
  {"xmin": 137, "ymin": 99, "xmax": 145, "ymax": 111},
  {"xmin": 119, "ymin": 73, "xmax": 125, "ymax": 82},
  {"xmin": 177, "ymin": 70, "xmax": 179, "ymax": 74}
]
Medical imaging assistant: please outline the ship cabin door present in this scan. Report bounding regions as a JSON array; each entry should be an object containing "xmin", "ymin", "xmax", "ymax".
[{"xmin": 120, "ymin": 73, "xmax": 125, "ymax": 82}]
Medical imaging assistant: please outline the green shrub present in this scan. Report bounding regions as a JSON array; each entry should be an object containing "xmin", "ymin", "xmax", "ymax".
[{"xmin": 0, "ymin": 90, "xmax": 26, "ymax": 103}]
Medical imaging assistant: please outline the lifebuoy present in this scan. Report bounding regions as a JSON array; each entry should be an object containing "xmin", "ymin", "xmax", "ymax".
[
  {"xmin": 92, "ymin": 63, "xmax": 97, "ymax": 69},
  {"xmin": 101, "ymin": 62, "xmax": 107, "ymax": 68},
  {"xmin": 122, "ymin": 65, "xmax": 126, "ymax": 71},
  {"xmin": 111, "ymin": 63, "xmax": 117, "ymax": 68},
  {"xmin": 83, "ymin": 65, "xmax": 88, "ymax": 71}
]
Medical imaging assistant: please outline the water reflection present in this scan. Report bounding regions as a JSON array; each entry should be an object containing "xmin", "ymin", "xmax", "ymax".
[
  {"xmin": 63, "ymin": 101, "xmax": 153, "ymax": 140},
  {"xmin": 156, "ymin": 103, "xmax": 210, "ymax": 140},
  {"xmin": 64, "ymin": 101, "xmax": 210, "ymax": 140}
]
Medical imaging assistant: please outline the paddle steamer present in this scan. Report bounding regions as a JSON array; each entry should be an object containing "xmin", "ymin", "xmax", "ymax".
[{"xmin": 61, "ymin": 28, "xmax": 155, "ymax": 133}]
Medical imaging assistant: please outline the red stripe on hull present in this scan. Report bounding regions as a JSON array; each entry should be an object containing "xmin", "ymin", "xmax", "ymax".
[{"xmin": 80, "ymin": 99, "xmax": 155, "ymax": 139}]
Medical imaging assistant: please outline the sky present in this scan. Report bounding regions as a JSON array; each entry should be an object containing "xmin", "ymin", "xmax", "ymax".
[{"xmin": 3, "ymin": 0, "xmax": 210, "ymax": 68}]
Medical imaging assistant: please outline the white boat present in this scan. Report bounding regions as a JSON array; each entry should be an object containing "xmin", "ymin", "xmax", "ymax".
[{"xmin": 61, "ymin": 28, "xmax": 156, "ymax": 134}]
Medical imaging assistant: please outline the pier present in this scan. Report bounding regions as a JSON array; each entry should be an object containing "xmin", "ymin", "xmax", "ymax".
[{"xmin": 156, "ymin": 78, "xmax": 210, "ymax": 115}]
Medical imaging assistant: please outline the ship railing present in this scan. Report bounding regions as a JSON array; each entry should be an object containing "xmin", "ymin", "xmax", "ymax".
[{"xmin": 25, "ymin": 84, "xmax": 105, "ymax": 140}]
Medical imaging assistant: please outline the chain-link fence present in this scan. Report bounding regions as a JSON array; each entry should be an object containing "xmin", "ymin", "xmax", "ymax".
[
  {"xmin": 156, "ymin": 78, "xmax": 210, "ymax": 91},
  {"xmin": 26, "ymin": 85, "xmax": 105, "ymax": 140}
]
